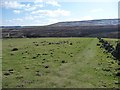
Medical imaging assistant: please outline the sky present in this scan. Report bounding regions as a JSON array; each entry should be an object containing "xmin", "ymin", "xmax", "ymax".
[{"xmin": 0, "ymin": 0, "xmax": 119, "ymax": 26}]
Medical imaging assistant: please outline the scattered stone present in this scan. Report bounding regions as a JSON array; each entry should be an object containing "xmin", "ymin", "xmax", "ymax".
[
  {"xmin": 25, "ymin": 51, "xmax": 28, "ymax": 53},
  {"xmin": 35, "ymin": 44, "xmax": 39, "ymax": 46},
  {"xmin": 110, "ymin": 61, "xmax": 114, "ymax": 64},
  {"xmin": 43, "ymin": 59, "xmax": 46, "ymax": 60},
  {"xmin": 10, "ymin": 53, "xmax": 14, "ymax": 55},
  {"xmin": 11, "ymin": 48, "xmax": 18, "ymax": 51},
  {"xmin": 37, "ymin": 54, "xmax": 40, "ymax": 56},
  {"xmin": 42, "ymin": 53, "xmax": 47, "ymax": 55},
  {"xmin": 115, "ymin": 68, "xmax": 120, "ymax": 70},
  {"xmin": 102, "ymin": 85, "xmax": 106, "ymax": 87},
  {"xmin": 8, "ymin": 69, "xmax": 13, "ymax": 71},
  {"xmin": 32, "ymin": 56, "xmax": 36, "ymax": 59},
  {"xmin": 115, "ymin": 82, "xmax": 120, "ymax": 84},
  {"xmin": 44, "ymin": 65, "xmax": 49, "ymax": 68},
  {"xmin": 48, "ymin": 43, "xmax": 52, "ymax": 45},
  {"xmin": 24, "ymin": 80, "xmax": 33, "ymax": 84},
  {"xmin": 16, "ymin": 84, "xmax": 24, "ymax": 88},
  {"xmin": 102, "ymin": 68, "xmax": 110, "ymax": 72},
  {"xmin": 22, "ymin": 56, "xmax": 26, "ymax": 58},
  {"xmin": 70, "ymin": 43, "xmax": 72, "ymax": 45},
  {"xmin": 36, "ymin": 73, "xmax": 42, "ymax": 76},
  {"xmin": 97, "ymin": 44, "xmax": 100, "ymax": 46},
  {"xmin": 16, "ymin": 75, "xmax": 23, "ymax": 79},
  {"xmin": 8, "ymin": 69, "xmax": 14, "ymax": 73},
  {"xmin": 25, "ymin": 67, "xmax": 29, "ymax": 69},
  {"xmin": 61, "ymin": 60, "xmax": 66, "ymax": 63},
  {"xmin": 36, "ymin": 70, "xmax": 39, "ymax": 72},
  {"xmin": 116, "ymin": 72, "xmax": 120, "ymax": 76},
  {"xmin": 4, "ymin": 72, "xmax": 10, "ymax": 76},
  {"xmin": 33, "ymin": 42, "xmax": 36, "ymax": 43}
]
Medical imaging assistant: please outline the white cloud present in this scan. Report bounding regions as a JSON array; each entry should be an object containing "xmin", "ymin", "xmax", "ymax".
[
  {"xmin": 25, "ymin": 6, "xmax": 37, "ymax": 11},
  {"xmin": 1, "ymin": 0, "xmax": 71, "ymax": 26},
  {"xmin": 31, "ymin": 9, "xmax": 70, "ymax": 17},
  {"xmin": 13, "ymin": 10, "xmax": 21, "ymax": 14},
  {"xmin": 46, "ymin": 0, "xmax": 61, "ymax": 7},
  {"xmin": 1, "ymin": 1, "xmax": 27, "ymax": 9},
  {"xmin": 90, "ymin": 8, "xmax": 104, "ymax": 13},
  {"xmin": 34, "ymin": 0, "xmax": 43, "ymax": 3}
]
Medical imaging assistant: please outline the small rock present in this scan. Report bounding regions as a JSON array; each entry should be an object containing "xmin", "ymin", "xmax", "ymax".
[
  {"xmin": 16, "ymin": 75, "xmax": 23, "ymax": 79},
  {"xmin": 43, "ymin": 59, "xmax": 46, "ymax": 60},
  {"xmin": 8, "ymin": 69, "xmax": 14, "ymax": 73},
  {"xmin": 44, "ymin": 65, "xmax": 49, "ymax": 68},
  {"xmin": 36, "ymin": 70, "xmax": 39, "ymax": 72},
  {"xmin": 10, "ymin": 53, "xmax": 14, "ymax": 55},
  {"xmin": 25, "ymin": 67, "xmax": 29, "ymax": 69},
  {"xmin": 61, "ymin": 60, "xmax": 66, "ymax": 63},
  {"xmin": 22, "ymin": 56, "xmax": 26, "ymax": 58},
  {"xmin": 116, "ymin": 72, "xmax": 120, "ymax": 76},
  {"xmin": 16, "ymin": 84, "xmax": 24, "ymax": 88},
  {"xmin": 11, "ymin": 48, "xmax": 18, "ymax": 51},
  {"xmin": 8, "ymin": 69, "xmax": 13, "ymax": 71},
  {"xmin": 97, "ymin": 44, "xmax": 100, "ymax": 46},
  {"xmin": 102, "ymin": 68, "xmax": 110, "ymax": 72},
  {"xmin": 70, "ymin": 43, "xmax": 72, "ymax": 45},
  {"xmin": 36, "ymin": 73, "xmax": 42, "ymax": 76},
  {"xmin": 32, "ymin": 57, "xmax": 36, "ymax": 59},
  {"xmin": 4, "ymin": 72, "xmax": 10, "ymax": 76}
]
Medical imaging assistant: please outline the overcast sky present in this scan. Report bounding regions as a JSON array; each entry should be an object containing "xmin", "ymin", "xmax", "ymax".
[{"xmin": 0, "ymin": 0, "xmax": 119, "ymax": 26}]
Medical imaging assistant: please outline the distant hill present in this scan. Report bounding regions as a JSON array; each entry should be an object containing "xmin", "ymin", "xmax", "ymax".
[
  {"xmin": 1, "ymin": 26, "xmax": 22, "ymax": 29},
  {"xmin": 48, "ymin": 19, "xmax": 119, "ymax": 27},
  {"xmin": 2, "ymin": 19, "xmax": 120, "ymax": 38}
]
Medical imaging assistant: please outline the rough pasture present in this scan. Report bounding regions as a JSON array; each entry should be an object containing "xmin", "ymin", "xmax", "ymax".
[{"xmin": 2, "ymin": 38, "xmax": 119, "ymax": 88}]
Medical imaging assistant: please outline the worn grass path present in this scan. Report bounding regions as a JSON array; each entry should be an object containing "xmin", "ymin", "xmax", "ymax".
[{"xmin": 2, "ymin": 38, "xmax": 118, "ymax": 88}]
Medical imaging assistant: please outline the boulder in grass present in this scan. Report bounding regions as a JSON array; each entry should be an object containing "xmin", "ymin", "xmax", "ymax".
[
  {"xmin": 36, "ymin": 73, "xmax": 42, "ymax": 76},
  {"xmin": 4, "ymin": 72, "xmax": 10, "ymax": 76},
  {"xmin": 116, "ymin": 72, "xmax": 120, "ymax": 76},
  {"xmin": 102, "ymin": 68, "xmax": 110, "ymax": 72},
  {"xmin": 32, "ymin": 56, "xmax": 36, "ymax": 59},
  {"xmin": 43, "ymin": 59, "xmax": 46, "ymax": 60},
  {"xmin": 97, "ymin": 44, "xmax": 100, "ymax": 46},
  {"xmin": 6, "ymin": 69, "xmax": 14, "ymax": 74},
  {"xmin": 25, "ymin": 67, "xmax": 29, "ymax": 69},
  {"xmin": 11, "ymin": 48, "xmax": 18, "ymax": 51},
  {"xmin": 16, "ymin": 84, "xmax": 24, "ymax": 88},
  {"xmin": 70, "ymin": 43, "xmax": 72, "ymax": 45},
  {"xmin": 16, "ymin": 75, "xmax": 23, "ymax": 79},
  {"xmin": 10, "ymin": 53, "xmax": 14, "ymax": 56},
  {"xmin": 44, "ymin": 65, "xmax": 49, "ymax": 68},
  {"xmin": 61, "ymin": 60, "xmax": 66, "ymax": 63},
  {"xmin": 8, "ymin": 69, "xmax": 13, "ymax": 71}
]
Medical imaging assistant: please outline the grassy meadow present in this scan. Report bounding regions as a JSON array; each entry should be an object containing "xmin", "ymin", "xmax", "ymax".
[{"xmin": 2, "ymin": 38, "xmax": 119, "ymax": 88}]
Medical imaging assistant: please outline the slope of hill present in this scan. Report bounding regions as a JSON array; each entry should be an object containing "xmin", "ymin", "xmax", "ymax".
[
  {"xmin": 48, "ymin": 19, "xmax": 119, "ymax": 27},
  {"xmin": 2, "ymin": 19, "xmax": 120, "ymax": 38}
]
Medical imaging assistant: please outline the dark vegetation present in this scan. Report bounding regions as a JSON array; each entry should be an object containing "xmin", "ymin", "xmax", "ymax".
[
  {"xmin": 97, "ymin": 38, "xmax": 120, "ymax": 84},
  {"xmin": 97, "ymin": 38, "xmax": 120, "ymax": 64},
  {"xmin": 2, "ymin": 19, "xmax": 120, "ymax": 38}
]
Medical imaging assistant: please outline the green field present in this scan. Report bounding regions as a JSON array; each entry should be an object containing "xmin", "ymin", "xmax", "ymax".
[{"xmin": 2, "ymin": 38, "xmax": 119, "ymax": 88}]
